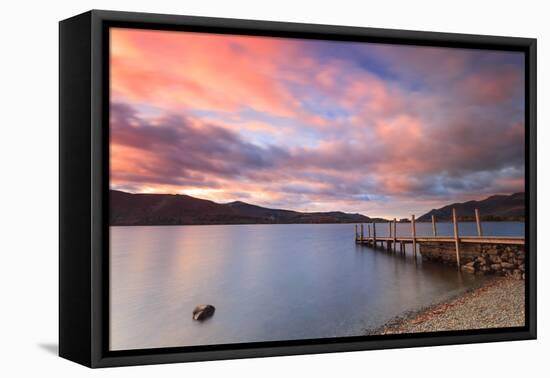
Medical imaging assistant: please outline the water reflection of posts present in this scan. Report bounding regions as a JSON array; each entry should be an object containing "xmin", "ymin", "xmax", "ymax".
[
  {"xmin": 411, "ymin": 214, "xmax": 417, "ymax": 257},
  {"xmin": 432, "ymin": 215, "xmax": 437, "ymax": 237},
  {"xmin": 452, "ymin": 208, "xmax": 461, "ymax": 268}
]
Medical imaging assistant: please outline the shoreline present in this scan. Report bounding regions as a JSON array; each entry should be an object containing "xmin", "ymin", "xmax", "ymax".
[{"xmin": 367, "ymin": 276, "xmax": 525, "ymax": 335}]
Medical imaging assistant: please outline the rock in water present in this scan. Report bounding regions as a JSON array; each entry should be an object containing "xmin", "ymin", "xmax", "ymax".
[{"xmin": 192, "ymin": 304, "xmax": 215, "ymax": 321}]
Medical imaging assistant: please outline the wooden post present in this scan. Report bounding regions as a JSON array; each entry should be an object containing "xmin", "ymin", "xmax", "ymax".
[
  {"xmin": 431, "ymin": 215, "xmax": 437, "ymax": 237},
  {"xmin": 387, "ymin": 222, "xmax": 392, "ymax": 250},
  {"xmin": 367, "ymin": 224, "xmax": 371, "ymax": 245},
  {"xmin": 475, "ymin": 208, "xmax": 483, "ymax": 237},
  {"xmin": 411, "ymin": 215, "xmax": 417, "ymax": 257},
  {"xmin": 373, "ymin": 223, "xmax": 377, "ymax": 246},
  {"xmin": 393, "ymin": 218, "xmax": 397, "ymax": 252},
  {"xmin": 452, "ymin": 208, "xmax": 461, "ymax": 268},
  {"xmin": 360, "ymin": 223, "xmax": 364, "ymax": 241},
  {"xmin": 355, "ymin": 224, "xmax": 358, "ymax": 241}
]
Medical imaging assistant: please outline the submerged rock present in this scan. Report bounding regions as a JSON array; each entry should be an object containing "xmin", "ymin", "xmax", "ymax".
[
  {"xmin": 461, "ymin": 265, "xmax": 475, "ymax": 273},
  {"xmin": 192, "ymin": 304, "xmax": 215, "ymax": 321}
]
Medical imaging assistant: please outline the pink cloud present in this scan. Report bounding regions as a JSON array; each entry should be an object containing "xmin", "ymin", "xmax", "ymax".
[
  {"xmin": 111, "ymin": 28, "xmax": 304, "ymax": 118},
  {"xmin": 458, "ymin": 67, "xmax": 523, "ymax": 105}
]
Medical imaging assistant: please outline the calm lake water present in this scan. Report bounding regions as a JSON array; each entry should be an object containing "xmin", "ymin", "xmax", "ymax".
[{"xmin": 110, "ymin": 222, "xmax": 524, "ymax": 350}]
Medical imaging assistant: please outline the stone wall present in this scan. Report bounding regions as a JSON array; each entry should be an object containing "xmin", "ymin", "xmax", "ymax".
[{"xmin": 419, "ymin": 242, "xmax": 525, "ymax": 280}]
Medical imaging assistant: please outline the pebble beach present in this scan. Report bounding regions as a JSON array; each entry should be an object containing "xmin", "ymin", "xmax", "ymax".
[{"xmin": 375, "ymin": 277, "xmax": 525, "ymax": 335}]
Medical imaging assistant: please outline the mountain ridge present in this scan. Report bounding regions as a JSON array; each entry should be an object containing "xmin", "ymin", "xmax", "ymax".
[
  {"xmin": 110, "ymin": 190, "xmax": 377, "ymax": 226},
  {"xmin": 110, "ymin": 190, "xmax": 525, "ymax": 225},
  {"xmin": 417, "ymin": 192, "xmax": 525, "ymax": 222}
]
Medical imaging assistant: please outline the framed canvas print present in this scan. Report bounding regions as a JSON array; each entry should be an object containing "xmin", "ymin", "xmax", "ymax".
[{"xmin": 59, "ymin": 10, "xmax": 537, "ymax": 368}]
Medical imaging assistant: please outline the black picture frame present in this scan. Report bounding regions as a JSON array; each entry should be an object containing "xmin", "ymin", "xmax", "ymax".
[{"xmin": 59, "ymin": 9, "xmax": 537, "ymax": 368}]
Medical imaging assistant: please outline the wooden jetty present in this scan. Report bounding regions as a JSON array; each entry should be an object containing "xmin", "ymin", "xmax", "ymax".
[{"xmin": 355, "ymin": 208, "xmax": 525, "ymax": 268}]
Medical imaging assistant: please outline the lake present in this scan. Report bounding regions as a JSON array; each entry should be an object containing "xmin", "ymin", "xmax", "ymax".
[{"xmin": 110, "ymin": 222, "xmax": 524, "ymax": 350}]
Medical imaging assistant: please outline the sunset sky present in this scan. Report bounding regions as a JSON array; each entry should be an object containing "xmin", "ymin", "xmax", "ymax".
[{"xmin": 109, "ymin": 28, "xmax": 525, "ymax": 219}]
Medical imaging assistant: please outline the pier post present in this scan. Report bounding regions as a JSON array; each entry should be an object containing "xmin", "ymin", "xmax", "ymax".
[
  {"xmin": 393, "ymin": 218, "xmax": 397, "ymax": 252},
  {"xmin": 355, "ymin": 225, "xmax": 358, "ymax": 241},
  {"xmin": 367, "ymin": 224, "xmax": 371, "ymax": 245},
  {"xmin": 360, "ymin": 223, "xmax": 364, "ymax": 241},
  {"xmin": 387, "ymin": 222, "xmax": 392, "ymax": 250},
  {"xmin": 452, "ymin": 208, "xmax": 461, "ymax": 268},
  {"xmin": 411, "ymin": 214, "xmax": 417, "ymax": 257},
  {"xmin": 431, "ymin": 215, "xmax": 437, "ymax": 237},
  {"xmin": 475, "ymin": 208, "xmax": 483, "ymax": 237},
  {"xmin": 373, "ymin": 223, "xmax": 377, "ymax": 247}
]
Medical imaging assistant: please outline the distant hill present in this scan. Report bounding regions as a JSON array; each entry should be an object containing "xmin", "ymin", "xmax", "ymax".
[
  {"xmin": 110, "ymin": 190, "xmax": 374, "ymax": 226},
  {"xmin": 417, "ymin": 192, "xmax": 525, "ymax": 222}
]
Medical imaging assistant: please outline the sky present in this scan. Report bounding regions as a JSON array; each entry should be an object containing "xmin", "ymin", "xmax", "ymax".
[{"xmin": 109, "ymin": 28, "xmax": 525, "ymax": 219}]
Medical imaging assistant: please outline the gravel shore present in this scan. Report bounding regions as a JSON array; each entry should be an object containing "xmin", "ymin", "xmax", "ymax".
[{"xmin": 377, "ymin": 277, "xmax": 525, "ymax": 335}]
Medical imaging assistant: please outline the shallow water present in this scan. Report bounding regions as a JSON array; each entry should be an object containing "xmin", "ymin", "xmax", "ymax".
[{"xmin": 110, "ymin": 222, "xmax": 524, "ymax": 350}]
